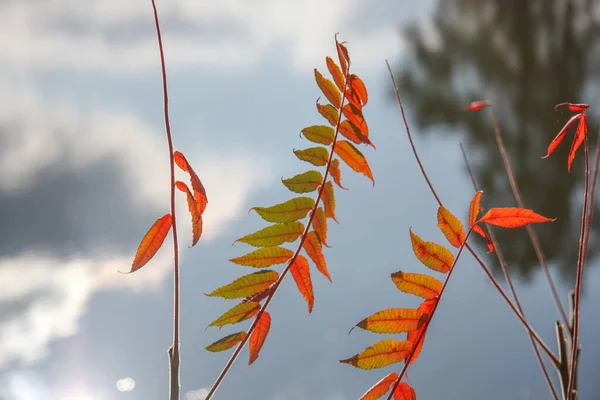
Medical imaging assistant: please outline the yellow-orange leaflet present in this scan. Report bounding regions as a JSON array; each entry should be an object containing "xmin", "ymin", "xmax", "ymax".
[
  {"xmin": 391, "ymin": 271, "xmax": 442, "ymax": 299},
  {"xmin": 208, "ymin": 301, "xmax": 260, "ymax": 328},
  {"xmin": 205, "ymin": 331, "xmax": 247, "ymax": 353},
  {"xmin": 409, "ymin": 229, "xmax": 453, "ymax": 273},
  {"xmin": 334, "ymin": 140, "xmax": 374, "ymax": 185},
  {"xmin": 326, "ymin": 56, "xmax": 345, "ymax": 92},
  {"xmin": 314, "ymin": 69, "xmax": 341, "ymax": 109},
  {"xmin": 437, "ymin": 206, "xmax": 466, "ymax": 248},
  {"xmin": 393, "ymin": 383, "xmax": 417, "ymax": 400},
  {"xmin": 340, "ymin": 339, "xmax": 413, "ymax": 370},
  {"xmin": 469, "ymin": 191, "xmax": 483, "ymax": 226},
  {"xmin": 303, "ymin": 231, "xmax": 331, "ymax": 281},
  {"xmin": 355, "ymin": 308, "xmax": 421, "ymax": 334},
  {"xmin": 175, "ymin": 181, "xmax": 202, "ymax": 246},
  {"xmin": 290, "ymin": 255, "xmax": 314, "ymax": 313}
]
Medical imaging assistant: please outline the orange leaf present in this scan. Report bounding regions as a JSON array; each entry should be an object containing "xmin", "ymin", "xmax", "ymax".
[
  {"xmin": 406, "ymin": 299, "xmax": 436, "ymax": 364},
  {"xmin": 339, "ymin": 119, "xmax": 369, "ymax": 145},
  {"xmin": 130, "ymin": 213, "xmax": 172, "ymax": 273},
  {"xmin": 393, "ymin": 383, "xmax": 416, "ymax": 400},
  {"xmin": 173, "ymin": 151, "xmax": 208, "ymax": 215},
  {"xmin": 315, "ymin": 69, "xmax": 341, "ymax": 109},
  {"xmin": 321, "ymin": 181, "xmax": 338, "ymax": 223},
  {"xmin": 326, "ymin": 56, "xmax": 345, "ymax": 92},
  {"xmin": 567, "ymin": 113, "xmax": 587, "ymax": 172},
  {"xmin": 329, "ymin": 158, "xmax": 347, "ymax": 190},
  {"xmin": 334, "ymin": 140, "xmax": 374, "ymax": 185},
  {"xmin": 477, "ymin": 208, "xmax": 556, "ymax": 228},
  {"xmin": 555, "ymin": 102, "xmax": 590, "ymax": 112},
  {"xmin": 175, "ymin": 181, "xmax": 202, "ymax": 246},
  {"xmin": 303, "ymin": 231, "xmax": 331, "ymax": 281},
  {"xmin": 409, "ymin": 229, "xmax": 453, "ymax": 274},
  {"xmin": 342, "ymin": 103, "xmax": 369, "ymax": 140},
  {"xmin": 312, "ymin": 207, "xmax": 330, "ymax": 247},
  {"xmin": 316, "ymin": 102, "xmax": 339, "ymax": 126},
  {"xmin": 355, "ymin": 308, "xmax": 422, "ymax": 334},
  {"xmin": 336, "ymin": 35, "xmax": 349, "ymax": 76},
  {"xmin": 249, "ymin": 311, "xmax": 271, "ymax": 365},
  {"xmin": 473, "ymin": 224, "xmax": 494, "ymax": 253},
  {"xmin": 340, "ymin": 339, "xmax": 413, "ymax": 370},
  {"xmin": 391, "ymin": 271, "xmax": 442, "ymax": 299},
  {"xmin": 542, "ymin": 113, "xmax": 581, "ymax": 160},
  {"xmin": 347, "ymin": 74, "xmax": 368, "ymax": 106},
  {"xmin": 437, "ymin": 206, "xmax": 466, "ymax": 248},
  {"xmin": 290, "ymin": 255, "xmax": 314, "ymax": 313},
  {"xmin": 359, "ymin": 372, "xmax": 398, "ymax": 400},
  {"xmin": 469, "ymin": 191, "xmax": 483, "ymax": 227}
]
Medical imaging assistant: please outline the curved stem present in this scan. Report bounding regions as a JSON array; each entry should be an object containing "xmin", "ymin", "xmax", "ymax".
[
  {"xmin": 149, "ymin": 1, "xmax": 180, "ymax": 399},
  {"xmin": 205, "ymin": 50, "xmax": 352, "ymax": 400},
  {"xmin": 568, "ymin": 136, "xmax": 589, "ymax": 398},
  {"xmin": 460, "ymin": 145, "xmax": 559, "ymax": 400}
]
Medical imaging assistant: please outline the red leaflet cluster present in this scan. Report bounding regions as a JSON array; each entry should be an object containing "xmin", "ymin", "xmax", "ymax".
[
  {"xmin": 204, "ymin": 36, "xmax": 374, "ymax": 365},
  {"xmin": 343, "ymin": 192, "xmax": 555, "ymax": 400},
  {"xmin": 543, "ymin": 102, "xmax": 589, "ymax": 172},
  {"xmin": 129, "ymin": 152, "xmax": 208, "ymax": 273}
]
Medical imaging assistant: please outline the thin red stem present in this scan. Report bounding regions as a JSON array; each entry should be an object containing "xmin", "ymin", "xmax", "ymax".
[
  {"xmin": 568, "ymin": 135, "xmax": 589, "ymax": 398},
  {"xmin": 489, "ymin": 106, "xmax": 568, "ymax": 327},
  {"xmin": 386, "ymin": 60, "xmax": 558, "ymax": 364},
  {"xmin": 149, "ymin": 1, "xmax": 180, "ymax": 399},
  {"xmin": 460, "ymin": 144, "xmax": 560, "ymax": 400},
  {"xmin": 204, "ymin": 49, "xmax": 352, "ymax": 400}
]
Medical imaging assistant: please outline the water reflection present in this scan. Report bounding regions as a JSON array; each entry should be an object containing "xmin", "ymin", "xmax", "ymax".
[{"xmin": 394, "ymin": 0, "xmax": 600, "ymax": 281}]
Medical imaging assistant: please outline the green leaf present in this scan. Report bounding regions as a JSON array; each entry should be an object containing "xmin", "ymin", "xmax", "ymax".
[
  {"xmin": 282, "ymin": 171, "xmax": 323, "ymax": 193},
  {"xmin": 209, "ymin": 301, "xmax": 261, "ymax": 327},
  {"xmin": 251, "ymin": 197, "xmax": 315, "ymax": 223},
  {"xmin": 206, "ymin": 331, "xmax": 247, "ymax": 352},
  {"xmin": 236, "ymin": 222, "xmax": 304, "ymax": 247},
  {"xmin": 301, "ymin": 125, "xmax": 334, "ymax": 146},
  {"xmin": 294, "ymin": 147, "xmax": 330, "ymax": 167},
  {"xmin": 206, "ymin": 270, "xmax": 279, "ymax": 299},
  {"xmin": 230, "ymin": 246, "xmax": 294, "ymax": 268}
]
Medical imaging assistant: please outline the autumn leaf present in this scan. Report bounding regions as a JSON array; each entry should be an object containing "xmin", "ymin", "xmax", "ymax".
[
  {"xmin": 173, "ymin": 151, "xmax": 208, "ymax": 215},
  {"xmin": 359, "ymin": 372, "xmax": 398, "ymax": 400},
  {"xmin": 354, "ymin": 308, "xmax": 422, "ymax": 334},
  {"xmin": 208, "ymin": 301, "xmax": 260, "ymax": 328},
  {"xmin": 249, "ymin": 311, "xmax": 271, "ymax": 365},
  {"xmin": 303, "ymin": 231, "xmax": 330, "ymax": 281},
  {"xmin": 339, "ymin": 119, "xmax": 370, "ymax": 145},
  {"xmin": 542, "ymin": 103, "xmax": 590, "ymax": 172},
  {"xmin": 329, "ymin": 158, "xmax": 347, "ymax": 190},
  {"xmin": 175, "ymin": 181, "xmax": 202, "ymax": 246},
  {"xmin": 393, "ymin": 383, "xmax": 416, "ymax": 400},
  {"xmin": 568, "ymin": 113, "xmax": 587, "ymax": 172},
  {"xmin": 244, "ymin": 284, "xmax": 275, "ymax": 304},
  {"xmin": 409, "ymin": 229, "xmax": 453, "ymax": 274},
  {"xmin": 230, "ymin": 247, "xmax": 294, "ymax": 268},
  {"xmin": 314, "ymin": 69, "xmax": 341, "ymax": 109},
  {"xmin": 282, "ymin": 170, "xmax": 323, "ymax": 193},
  {"xmin": 251, "ymin": 197, "xmax": 315, "ymax": 223},
  {"xmin": 290, "ymin": 255, "xmax": 314, "ymax": 313},
  {"xmin": 130, "ymin": 213, "xmax": 172, "ymax": 273},
  {"xmin": 436, "ymin": 206, "xmax": 465, "ymax": 248},
  {"xmin": 312, "ymin": 207, "xmax": 330, "ymax": 247},
  {"xmin": 206, "ymin": 270, "xmax": 279, "ymax": 299},
  {"xmin": 316, "ymin": 102, "xmax": 339, "ymax": 126},
  {"xmin": 294, "ymin": 147, "xmax": 330, "ymax": 167},
  {"xmin": 335, "ymin": 35, "xmax": 349, "ymax": 75},
  {"xmin": 405, "ymin": 299, "xmax": 436, "ymax": 365},
  {"xmin": 301, "ymin": 125, "xmax": 335, "ymax": 146},
  {"xmin": 391, "ymin": 271, "xmax": 442, "ymax": 299},
  {"xmin": 205, "ymin": 331, "xmax": 247, "ymax": 352},
  {"xmin": 334, "ymin": 140, "xmax": 374, "ymax": 184},
  {"xmin": 463, "ymin": 100, "xmax": 491, "ymax": 111},
  {"xmin": 347, "ymin": 74, "xmax": 368, "ymax": 107},
  {"xmin": 556, "ymin": 102, "xmax": 590, "ymax": 112},
  {"xmin": 469, "ymin": 191, "xmax": 483, "ymax": 226},
  {"xmin": 342, "ymin": 103, "xmax": 369, "ymax": 139},
  {"xmin": 340, "ymin": 339, "xmax": 413, "ymax": 370},
  {"xmin": 236, "ymin": 222, "xmax": 304, "ymax": 247},
  {"xmin": 326, "ymin": 56, "xmax": 345, "ymax": 92},
  {"xmin": 476, "ymin": 208, "xmax": 556, "ymax": 228},
  {"xmin": 321, "ymin": 181, "xmax": 338, "ymax": 222}
]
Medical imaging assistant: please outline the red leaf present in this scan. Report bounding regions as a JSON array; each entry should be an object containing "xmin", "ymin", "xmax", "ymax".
[
  {"xmin": 173, "ymin": 151, "xmax": 208, "ymax": 215},
  {"xmin": 567, "ymin": 114, "xmax": 587, "ymax": 172},
  {"xmin": 290, "ymin": 255, "xmax": 314, "ymax": 313},
  {"xmin": 347, "ymin": 74, "xmax": 368, "ymax": 106},
  {"xmin": 477, "ymin": 208, "xmax": 556, "ymax": 228},
  {"xmin": 542, "ymin": 114, "xmax": 582, "ymax": 159},
  {"xmin": 393, "ymin": 383, "xmax": 416, "ymax": 400},
  {"xmin": 359, "ymin": 372, "xmax": 398, "ymax": 400},
  {"xmin": 175, "ymin": 181, "xmax": 202, "ymax": 246},
  {"xmin": 555, "ymin": 102, "xmax": 589, "ymax": 112},
  {"xmin": 473, "ymin": 224, "xmax": 494, "ymax": 253},
  {"xmin": 249, "ymin": 312, "xmax": 271, "ymax": 365},
  {"xmin": 464, "ymin": 100, "xmax": 491, "ymax": 111},
  {"xmin": 130, "ymin": 214, "xmax": 172, "ymax": 272}
]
